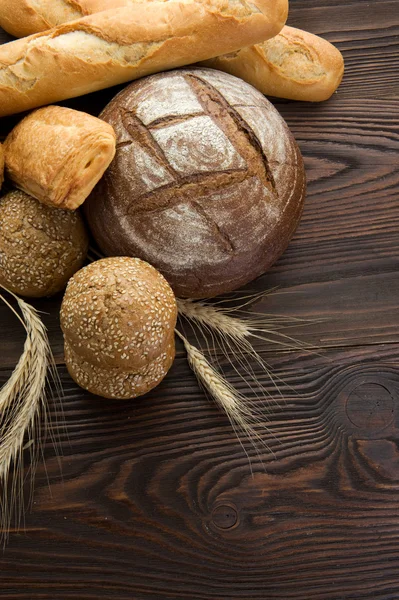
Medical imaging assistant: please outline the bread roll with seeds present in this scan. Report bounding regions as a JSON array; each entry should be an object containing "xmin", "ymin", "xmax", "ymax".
[
  {"xmin": 0, "ymin": 190, "xmax": 88, "ymax": 298},
  {"xmin": 201, "ymin": 26, "xmax": 344, "ymax": 102},
  {"xmin": 4, "ymin": 106, "xmax": 116, "ymax": 210},
  {"xmin": 0, "ymin": 144, "xmax": 4, "ymax": 190},
  {"xmin": 60, "ymin": 257, "xmax": 177, "ymax": 371},
  {"xmin": 65, "ymin": 338, "xmax": 175, "ymax": 400}
]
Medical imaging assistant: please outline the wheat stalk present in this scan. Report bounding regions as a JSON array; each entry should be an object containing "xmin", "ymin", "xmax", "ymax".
[
  {"xmin": 177, "ymin": 296, "xmax": 314, "ymax": 402},
  {"xmin": 0, "ymin": 286, "xmax": 59, "ymax": 542},
  {"xmin": 175, "ymin": 329, "xmax": 271, "ymax": 463},
  {"xmin": 176, "ymin": 299, "xmax": 287, "ymax": 454},
  {"xmin": 177, "ymin": 297, "xmax": 312, "ymax": 350}
]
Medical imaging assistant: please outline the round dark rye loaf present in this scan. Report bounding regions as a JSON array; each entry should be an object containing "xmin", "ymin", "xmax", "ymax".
[{"xmin": 85, "ymin": 68, "xmax": 306, "ymax": 298}]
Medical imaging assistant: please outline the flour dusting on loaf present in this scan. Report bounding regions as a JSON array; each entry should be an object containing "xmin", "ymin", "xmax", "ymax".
[
  {"xmin": 85, "ymin": 68, "xmax": 306, "ymax": 298},
  {"xmin": 135, "ymin": 74, "xmax": 204, "ymax": 125},
  {"xmin": 152, "ymin": 115, "xmax": 247, "ymax": 175},
  {"xmin": 0, "ymin": 0, "xmax": 289, "ymax": 116}
]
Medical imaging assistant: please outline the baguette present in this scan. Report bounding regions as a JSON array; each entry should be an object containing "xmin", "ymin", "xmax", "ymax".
[
  {"xmin": 201, "ymin": 26, "xmax": 344, "ymax": 101},
  {"xmin": 0, "ymin": 2, "xmax": 344, "ymax": 104},
  {"xmin": 0, "ymin": 0, "xmax": 152, "ymax": 38},
  {"xmin": 0, "ymin": 0, "xmax": 288, "ymax": 117}
]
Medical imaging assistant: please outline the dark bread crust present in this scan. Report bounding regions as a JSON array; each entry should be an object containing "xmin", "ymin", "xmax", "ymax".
[{"xmin": 85, "ymin": 68, "xmax": 306, "ymax": 298}]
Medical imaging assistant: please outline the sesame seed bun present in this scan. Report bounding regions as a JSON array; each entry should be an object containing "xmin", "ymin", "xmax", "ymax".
[
  {"xmin": 65, "ymin": 337, "xmax": 175, "ymax": 400},
  {"xmin": 0, "ymin": 189, "xmax": 88, "ymax": 298},
  {"xmin": 60, "ymin": 257, "xmax": 177, "ymax": 371}
]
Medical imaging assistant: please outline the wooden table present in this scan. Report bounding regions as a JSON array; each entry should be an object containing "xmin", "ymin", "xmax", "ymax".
[{"xmin": 0, "ymin": 1, "xmax": 398, "ymax": 598}]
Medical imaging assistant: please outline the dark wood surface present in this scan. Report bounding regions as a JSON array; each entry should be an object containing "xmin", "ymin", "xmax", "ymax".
[{"xmin": 1, "ymin": 1, "xmax": 399, "ymax": 598}]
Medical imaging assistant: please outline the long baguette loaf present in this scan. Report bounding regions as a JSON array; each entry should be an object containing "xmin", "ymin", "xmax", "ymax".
[
  {"xmin": 0, "ymin": 1, "xmax": 344, "ymax": 103},
  {"xmin": 0, "ymin": 0, "xmax": 151, "ymax": 37},
  {"xmin": 201, "ymin": 26, "xmax": 344, "ymax": 101},
  {"xmin": 0, "ymin": 0, "xmax": 288, "ymax": 117}
]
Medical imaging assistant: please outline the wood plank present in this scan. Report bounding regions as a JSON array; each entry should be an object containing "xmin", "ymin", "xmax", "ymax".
[{"xmin": 0, "ymin": 361, "xmax": 398, "ymax": 599}]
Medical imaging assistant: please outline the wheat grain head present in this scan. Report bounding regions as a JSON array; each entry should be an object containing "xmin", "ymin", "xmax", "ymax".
[{"xmin": 0, "ymin": 286, "xmax": 60, "ymax": 543}]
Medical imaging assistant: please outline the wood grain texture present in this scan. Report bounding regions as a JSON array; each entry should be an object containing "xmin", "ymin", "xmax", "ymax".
[{"xmin": 0, "ymin": 0, "xmax": 398, "ymax": 598}]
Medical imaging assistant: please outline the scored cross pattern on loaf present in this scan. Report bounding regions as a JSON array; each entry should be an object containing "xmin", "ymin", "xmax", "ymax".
[{"xmin": 85, "ymin": 69, "xmax": 306, "ymax": 298}]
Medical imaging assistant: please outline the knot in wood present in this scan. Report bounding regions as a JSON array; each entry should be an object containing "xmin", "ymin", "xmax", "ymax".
[
  {"xmin": 211, "ymin": 504, "xmax": 239, "ymax": 530},
  {"xmin": 346, "ymin": 383, "xmax": 395, "ymax": 432}
]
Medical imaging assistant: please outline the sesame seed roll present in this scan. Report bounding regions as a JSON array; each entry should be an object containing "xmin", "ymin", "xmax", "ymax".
[
  {"xmin": 65, "ymin": 339, "xmax": 175, "ymax": 400},
  {"xmin": 0, "ymin": 189, "xmax": 88, "ymax": 298},
  {"xmin": 60, "ymin": 257, "xmax": 177, "ymax": 371}
]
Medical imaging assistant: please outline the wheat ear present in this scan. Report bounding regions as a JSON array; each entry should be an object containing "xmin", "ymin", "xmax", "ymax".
[
  {"xmin": 0, "ymin": 286, "xmax": 59, "ymax": 541},
  {"xmin": 177, "ymin": 296, "xmax": 313, "ymax": 402},
  {"xmin": 175, "ymin": 329, "xmax": 270, "ymax": 461},
  {"xmin": 177, "ymin": 297, "xmax": 312, "ymax": 351}
]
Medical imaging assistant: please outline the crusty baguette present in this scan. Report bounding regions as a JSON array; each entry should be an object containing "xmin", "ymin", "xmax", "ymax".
[
  {"xmin": 0, "ymin": 2, "xmax": 344, "ymax": 103},
  {"xmin": 0, "ymin": 0, "xmax": 288, "ymax": 117},
  {"xmin": 4, "ymin": 106, "xmax": 116, "ymax": 209},
  {"xmin": 201, "ymin": 26, "xmax": 344, "ymax": 101},
  {"xmin": 0, "ymin": 0, "xmax": 151, "ymax": 37}
]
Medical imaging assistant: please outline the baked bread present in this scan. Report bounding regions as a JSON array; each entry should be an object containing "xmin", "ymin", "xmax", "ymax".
[
  {"xmin": 85, "ymin": 68, "xmax": 306, "ymax": 299},
  {"xmin": 0, "ymin": 2, "xmax": 342, "ymax": 103},
  {"xmin": 0, "ymin": 0, "xmax": 288, "ymax": 117},
  {"xmin": 65, "ymin": 338, "xmax": 175, "ymax": 400},
  {"xmin": 0, "ymin": 0, "xmax": 286, "ymax": 37},
  {"xmin": 0, "ymin": 190, "xmax": 88, "ymax": 297},
  {"xmin": 4, "ymin": 106, "xmax": 116, "ymax": 210},
  {"xmin": 0, "ymin": 0, "xmax": 82, "ymax": 37},
  {"xmin": 201, "ymin": 26, "xmax": 344, "ymax": 102},
  {"xmin": 60, "ymin": 257, "xmax": 177, "ymax": 370},
  {"xmin": 0, "ymin": 0, "xmax": 159, "ymax": 37},
  {"xmin": 0, "ymin": 144, "xmax": 4, "ymax": 190}
]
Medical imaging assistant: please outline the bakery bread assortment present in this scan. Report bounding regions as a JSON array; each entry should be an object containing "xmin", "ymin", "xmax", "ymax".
[
  {"xmin": 0, "ymin": 1, "xmax": 344, "ymax": 397},
  {"xmin": 0, "ymin": 190, "xmax": 88, "ymax": 297},
  {"xmin": 4, "ymin": 106, "xmax": 116, "ymax": 210},
  {"xmin": 201, "ymin": 26, "xmax": 345, "ymax": 102},
  {"xmin": 0, "ymin": 0, "xmax": 288, "ymax": 117},
  {"xmin": 61, "ymin": 257, "xmax": 177, "ymax": 399},
  {"xmin": 0, "ymin": 1, "xmax": 344, "ymax": 103},
  {"xmin": 85, "ymin": 68, "xmax": 306, "ymax": 299}
]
